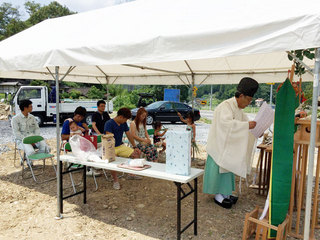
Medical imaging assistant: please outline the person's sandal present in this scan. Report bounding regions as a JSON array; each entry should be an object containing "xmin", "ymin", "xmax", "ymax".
[{"xmin": 113, "ymin": 181, "xmax": 121, "ymax": 190}]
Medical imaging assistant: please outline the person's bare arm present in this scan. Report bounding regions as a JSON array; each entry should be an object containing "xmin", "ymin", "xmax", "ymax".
[
  {"xmin": 126, "ymin": 130, "xmax": 137, "ymax": 147},
  {"xmin": 92, "ymin": 122, "xmax": 101, "ymax": 135},
  {"xmin": 192, "ymin": 124, "xmax": 196, "ymax": 142},
  {"xmin": 130, "ymin": 122, "xmax": 150, "ymax": 144},
  {"xmin": 61, "ymin": 134, "xmax": 69, "ymax": 141},
  {"xmin": 177, "ymin": 112, "xmax": 187, "ymax": 124},
  {"xmin": 159, "ymin": 128, "xmax": 167, "ymax": 137}
]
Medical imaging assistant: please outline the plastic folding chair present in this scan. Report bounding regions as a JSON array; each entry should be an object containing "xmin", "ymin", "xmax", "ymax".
[{"xmin": 21, "ymin": 135, "xmax": 56, "ymax": 183}]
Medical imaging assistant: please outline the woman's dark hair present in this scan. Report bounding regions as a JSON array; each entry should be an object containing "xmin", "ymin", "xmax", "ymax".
[
  {"xmin": 97, "ymin": 100, "xmax": 106, "ymax": 106},
  {"xmin": 186, "ymin": 111, "xmax": 195, "ymax": 124},
  {"xmin": 153, "ymin": 120, "xmax": 162, "ymax": 130},
  {"xmin": 134, "ymin": 107, "xmax": 147, "ymax": 131},
  {"xmin": 117, "ymin": 108, "xmax": 132, "ymax": 119},
  {"xmin": 74, "ymin": 106, "xmax": 87, "ymax": 117},
  {"xmin": 19, "ymin": 99, "xmax": 32, "ymax": 111}
]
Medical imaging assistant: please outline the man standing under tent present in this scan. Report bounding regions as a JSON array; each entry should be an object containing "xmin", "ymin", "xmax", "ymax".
[
  {"xmin": 203, "ymin": 77, "xmax": 259, "ymax": 209},
  {"xmin": 91, "ymin": 100, "xmax": 110, "ymax": 135}
]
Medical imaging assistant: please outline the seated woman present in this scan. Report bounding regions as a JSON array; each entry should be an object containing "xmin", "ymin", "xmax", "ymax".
[{"xmin": 130, "ymin": 107, "xmax": 158, "ymax": 162}]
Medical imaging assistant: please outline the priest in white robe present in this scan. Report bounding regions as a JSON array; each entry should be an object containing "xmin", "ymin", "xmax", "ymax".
[{"xmin": 203, "ymin": 77, "xmax": 258, "ymax": 209}]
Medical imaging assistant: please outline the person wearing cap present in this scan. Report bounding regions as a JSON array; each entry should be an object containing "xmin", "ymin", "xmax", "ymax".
[{"xmin": 203, "ymin": 77, "xmax": 259, "ymax": 209}]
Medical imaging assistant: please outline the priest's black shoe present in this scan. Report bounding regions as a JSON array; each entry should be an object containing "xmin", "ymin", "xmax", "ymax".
[
  {"xmin": 229, "ymin": 195, "xmax": 238, "ymax": 204},
  {"xmin": 214, "ymin": 198, "xmax": 232, "ymax": 209}
]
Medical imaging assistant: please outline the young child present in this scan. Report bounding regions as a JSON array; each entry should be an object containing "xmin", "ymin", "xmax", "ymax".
[
  {"xmin": 153, "ymin": 121, "xmax": 167, "ymax": 153},
  {"xmin": 177, "ymin": 111, "xmax": 196, "ymax": 143},
  {"xmin": 69, "ymin": 120, "xmax": 84, "ymax": 137}
]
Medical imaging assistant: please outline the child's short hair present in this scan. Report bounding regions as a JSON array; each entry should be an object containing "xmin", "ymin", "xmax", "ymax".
[
  {"xmin": 153, "ymin": 121, "xmax": 162, "ymax": 129},
  {"xmin": 69, "ymin": 121, "xmax": 77, "ymax": 127}
]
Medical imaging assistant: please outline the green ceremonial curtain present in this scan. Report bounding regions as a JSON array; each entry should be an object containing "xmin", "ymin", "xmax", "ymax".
[{"xmin": 269, "ymin": 79, "xmax": 298, "ymax": 238}]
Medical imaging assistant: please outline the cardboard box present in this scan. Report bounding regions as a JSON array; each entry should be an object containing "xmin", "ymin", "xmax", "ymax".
[
  {"xmin": 166, "ymin": 130, "xmax": 191, "ymax": 176},
  {"xmin": 101, "ymin": 133, "xmax": 115, "ymax": 162}
]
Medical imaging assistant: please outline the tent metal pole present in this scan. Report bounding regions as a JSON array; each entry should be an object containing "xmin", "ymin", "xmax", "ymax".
[
  {"xmin": 210, "ymin": 85, "xmax": 213, "ymax": 110},
  {"xmin": 106, "ymin": 77, "xmax": 110, "ymax": 113},
  {"xmin": 269, "ymin": 84, "xmax": 273, "ymax": 104},
  {"xmin": 303, "ymin": 47, "xmax": 320, "ymax": 240},
  {"xmin": 55, "ymin": 66, "xmax": 62, "ymax": 219},
  {"xmin": 191, "ymin": 74, "xmax": 195, "ymax": 111}
]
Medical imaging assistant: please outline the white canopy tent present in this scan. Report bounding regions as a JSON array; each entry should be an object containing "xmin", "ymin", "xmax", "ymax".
[
  {"xmin": 0, "ymin": 0, "xmax": 320, "ymax": 239},
  {"xmin": 0, "ymin": 0, "xmax": 318, "ymax": 84}
]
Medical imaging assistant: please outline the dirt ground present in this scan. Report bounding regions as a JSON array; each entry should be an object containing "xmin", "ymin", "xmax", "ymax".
[
  {"xmin": 0, "ymin": 103, "xmax": 10, "ymax": 120},
  {"xmin": 0, "ymin": 139, "xmax": 319, "ymax": 240}
]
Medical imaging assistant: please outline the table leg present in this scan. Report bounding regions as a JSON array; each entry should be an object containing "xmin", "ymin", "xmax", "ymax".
[
  {"xmin": 59, "ymin": 160, "xmax": 63, "ymax": 214},
  {"xmin": 194, "ymin": 178, "xmax": 198, "ymax": 236},
  {"xmin": 176, "ymin": 182, "xmax": 181, "ymax": 240},
  {"xmin": 83, "ymin": 165, "xmax": 87, "ymax": 204}
]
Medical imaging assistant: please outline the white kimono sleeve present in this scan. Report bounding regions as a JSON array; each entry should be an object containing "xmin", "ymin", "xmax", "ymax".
[{"xmin": 206, "ymin": 101, "xmax": 251, "ymax": 178}]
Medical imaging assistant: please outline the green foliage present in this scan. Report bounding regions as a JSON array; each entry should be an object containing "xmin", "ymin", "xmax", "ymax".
[
  {"xmin": 0, "ymin": 2, "xmax": 26, "ymax": 41},
  {"xmin": 60, "ymin": 91, "xmax": 70, "ymax": 99},
  {"xmin": 30, "ymin": 80, "xmax": 50, "ymax": 88},
  {"xmin": 25, "ymin": 1, "xmax": 75, "ymax": 26},
  {"xmin": 87, "ymin": 86, "xmax": 105, "ymax": 99},
  {"xmin": 69, "ymin": 89, "xmax": 81, "ymax": 99},
  {"xmin": 108, "ymin": 85, "xmax": 126, "ymax": 97},
  {"xmin": 288, "ymin": 48, "xmax": 315, "ymax": 76},
  {"xmin": 114, "ymin": 94, "xmax": 136, "ymax": 110},
  {"xmin": 0, "ymin": 1, "xmax": 74, "ymax": 41},
  {"xmin": 62, "ymin": 81, "xmax": 81, "ymax": 88}
]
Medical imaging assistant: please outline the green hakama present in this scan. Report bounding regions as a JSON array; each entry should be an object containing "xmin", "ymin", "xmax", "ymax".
[{"xmin": 203, "ymin": 154, "xmax": 235, "ymax": 195}]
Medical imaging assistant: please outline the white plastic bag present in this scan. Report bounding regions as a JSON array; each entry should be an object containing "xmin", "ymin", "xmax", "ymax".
[
  {"xmin": 128, "ymin": 158, "xmax": 146, "ymax": 167},
  {"xmin": 69, "ymin": 135, "xmax": 103, "ymax": 162}
]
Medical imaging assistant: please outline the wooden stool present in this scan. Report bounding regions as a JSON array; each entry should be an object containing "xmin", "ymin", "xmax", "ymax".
[
  {"xmin": 242, "ymin": 206, "xmax": 289, "ymax": 240},
  {"xmin": 251, "ymin": 144, "xmax": 272, "ymax": 196}
]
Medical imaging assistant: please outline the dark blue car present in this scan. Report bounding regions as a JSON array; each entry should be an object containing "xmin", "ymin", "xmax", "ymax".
[{"xmin": 131, "ymin": 101, "xmax": 201, "ymax": 125}]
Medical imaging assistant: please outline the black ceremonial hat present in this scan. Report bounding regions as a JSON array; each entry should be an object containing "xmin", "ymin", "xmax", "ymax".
[{"xmin": 237, "ymin": 77, "xmax": 259, "ymax": 97}]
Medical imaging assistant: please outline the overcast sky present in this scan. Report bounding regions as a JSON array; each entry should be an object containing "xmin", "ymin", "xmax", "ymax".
[{"xmin": 7, "ymin": 0, "xmax": 134, "ymax": 20}]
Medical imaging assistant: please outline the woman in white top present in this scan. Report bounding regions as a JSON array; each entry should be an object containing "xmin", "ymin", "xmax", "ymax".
[{"xmin": 130, "ymin": 107, "xmax": 158, "ymax": 162}]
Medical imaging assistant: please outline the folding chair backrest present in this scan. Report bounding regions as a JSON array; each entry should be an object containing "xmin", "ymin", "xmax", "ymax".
[
  {"xmin": 23, "ymin": 135, "xmax": 44, "ymax": 144},
  {"xmin": 147, "ymin": 129, "xmax": 155, "ymax": 136},
  {"xmin": 64, "ymin": 142, "xmax": 72, "ymax": 152}
]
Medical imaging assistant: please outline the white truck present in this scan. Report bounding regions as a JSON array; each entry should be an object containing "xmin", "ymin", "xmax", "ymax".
[{"xmin": 9, "ymin": 86, "xmax": 113, "ymax": 125}]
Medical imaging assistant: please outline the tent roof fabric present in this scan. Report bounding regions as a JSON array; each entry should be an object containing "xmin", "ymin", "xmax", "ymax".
[{"xmin": 0, "ymin": 0, "xmax": 319, "ymax": 84}]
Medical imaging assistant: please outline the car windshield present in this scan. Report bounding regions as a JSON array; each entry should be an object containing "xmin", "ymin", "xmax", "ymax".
[{"xmin": 146, "ymin": 102, "xmax": 163, "ymax": 109}]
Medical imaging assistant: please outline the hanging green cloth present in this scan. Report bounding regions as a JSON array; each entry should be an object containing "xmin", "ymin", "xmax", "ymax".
[{"xmin": 269, "ymin": 79, "xmax": 298, "ymax": 238}]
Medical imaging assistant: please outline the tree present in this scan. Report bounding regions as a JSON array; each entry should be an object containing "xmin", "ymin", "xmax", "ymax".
[
  {"xmin": 0, "ymin": 2, "xmax": 26, "ymax": 41},
  {"xmin": 87, "ymin": 86, "xmax": 105, "ymax": 99},
  {"xmin": 25, "ymin": 1, "xmax": 75, "ymax": 26},
  {"xmin": 69, "ymin": 89, "xmax": 81, "ymax": 99},
  {"xmin": 0, "ymin": 1, "xmax": 75, "ymax": 41}
]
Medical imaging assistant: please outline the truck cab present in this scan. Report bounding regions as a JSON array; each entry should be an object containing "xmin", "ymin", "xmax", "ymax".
[{"xmin": 10, "ymin": 86, "xmax": 113, "ymax": 125}]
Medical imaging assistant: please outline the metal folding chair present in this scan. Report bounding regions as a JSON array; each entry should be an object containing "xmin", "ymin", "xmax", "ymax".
[{"xmin": 21, "ymin": 135, "xmax": 56, "ymax": 183}]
